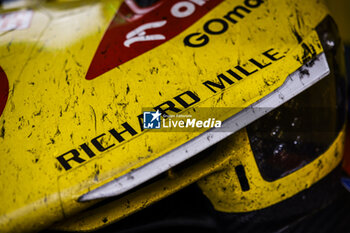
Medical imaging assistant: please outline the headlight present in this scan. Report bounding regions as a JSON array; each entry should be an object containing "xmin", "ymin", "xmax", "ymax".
[{"xmin": 247, "ymin": 15, "xmax": 347, "ymax": 181}]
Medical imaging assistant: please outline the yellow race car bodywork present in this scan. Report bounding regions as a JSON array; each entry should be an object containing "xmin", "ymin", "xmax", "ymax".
[{"xmin": 0, "ymin": 0, "xmax": 345, "ymax": 232}]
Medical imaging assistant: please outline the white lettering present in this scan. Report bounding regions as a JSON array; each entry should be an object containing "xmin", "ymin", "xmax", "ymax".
[
  {"xmin": 214, "ymin": 121, "xmax": 222, "ymax": 128},
  {"xmin": 190, "ymin": 0, "xmax": 207, "ymax": 6},
  {"xmin": 124, "ymin": 20, "xmax": 167, "ymax": 47},
  {"xmin": 162, "ymin": 119, "xmax": 169, "ymax": 128},
  {"xmin": 178, "ymin": 120, "xmax": 185, "ymax": 127},
  {"xmin": 171, "ymin": 2, "xmax": 195, "ymax": 18},
  {"xmin": 186, "ymin": 119, "xmax": 196, "ymax": 127},
  {"xmin": 203, "ymin": 119, "xmax": 211, "ymax": 127}
]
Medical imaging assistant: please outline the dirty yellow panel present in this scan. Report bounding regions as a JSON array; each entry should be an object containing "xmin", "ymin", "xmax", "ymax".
[
  {"xmin": 0, "ymin": 0, "xmax": 330, "ymax": 232},
  {"xmin": 52, "ymin": 142, "xmax": 231, "ymax": 231},
  {"xmin": 198, "ymin": 127, "xmax": 345, "ymax": 212}
]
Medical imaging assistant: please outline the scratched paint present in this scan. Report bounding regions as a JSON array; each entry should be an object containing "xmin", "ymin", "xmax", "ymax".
[
  {"xmin": 0, "ymin": 0, "xmax": 335, "ymax": 232},
  {"xmin": 197, "ymin": 128, "xmax": 345, "ymax": 212}
]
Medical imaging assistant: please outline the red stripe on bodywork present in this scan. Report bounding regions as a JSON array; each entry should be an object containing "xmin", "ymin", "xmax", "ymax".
[
  {"xmin": 85, "ymin": 0, "xmax": 223, "ymax": 80},
  {"xmin": 0, "ymin": 66, "xmax": 9, "ymax": 117}
]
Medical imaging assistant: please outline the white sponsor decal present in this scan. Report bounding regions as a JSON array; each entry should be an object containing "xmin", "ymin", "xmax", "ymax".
[
  {"xmin": 123, "ymin": 20, "xmax": 167, "ymax": 47},
  {"xmin": 123, "ymin": 0, "xmax": 209, "ymax": 47},
  {"xmin": 0, "ymin": 10, "xmax": 33, "ymax": 33}
]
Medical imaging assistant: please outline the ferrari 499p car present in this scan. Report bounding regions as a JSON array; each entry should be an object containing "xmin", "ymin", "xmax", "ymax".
[{"xmin": 0, "ymin": 0, "xmax": 347, "ymax": 232}]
